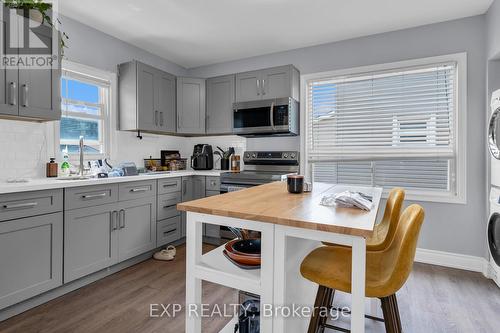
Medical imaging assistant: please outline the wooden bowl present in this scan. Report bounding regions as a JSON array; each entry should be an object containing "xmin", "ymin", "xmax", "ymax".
[
  {"xmin": 225, "ymin": 239, "xmax": 261, "ymax": 257},
  {"xmin": 224, "ymin": 240, "xmax": 261, "ymax": 265}
]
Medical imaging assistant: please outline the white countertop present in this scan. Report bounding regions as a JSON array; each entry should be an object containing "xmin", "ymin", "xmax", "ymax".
[{"xmin": 0, "ymin": 170, "xmax": 228, "ymax": 195}]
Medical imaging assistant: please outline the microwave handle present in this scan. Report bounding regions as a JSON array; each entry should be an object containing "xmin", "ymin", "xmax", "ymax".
[{"xmin": 269, "ymin": 101, "xmax": 275, "ymax": 129}]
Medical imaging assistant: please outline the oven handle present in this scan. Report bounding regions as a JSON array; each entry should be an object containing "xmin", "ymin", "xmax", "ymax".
[{"xmin": 269, "ymin": 101, "xmax": 275, "ymax": 130}]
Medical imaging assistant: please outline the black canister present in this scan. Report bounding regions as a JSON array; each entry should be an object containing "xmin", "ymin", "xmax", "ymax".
[{"xmin": 287, "ymin": 175, "xmax": 304, "ymax": 194}]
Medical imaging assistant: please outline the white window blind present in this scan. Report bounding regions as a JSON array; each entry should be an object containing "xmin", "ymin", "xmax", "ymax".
[
  {"xmin": 307, "ymin": 63, "xmax": 456, "ymax": 162},
  {"xmin": 306, "ymin": 61, "xmax": 459, "ymax": 196}
]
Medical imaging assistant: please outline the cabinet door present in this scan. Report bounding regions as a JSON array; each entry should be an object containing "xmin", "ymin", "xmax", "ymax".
[
  {"xmin": 206, "ymin": 75, "xmax": 235, "ymax": 134},
  {"xmin": 18, "ymin": 23, "xmax": 60, "ymax": 120},
  {"xmin": 157, "ymin": 70, "xmax": 176, "ymax": 133},
  {"xmin": 64, "ymin": 204, "xmax": 118, "ymax": 283},
  {"xmin": 0, "ymin": 213, "xmax": 63, "ymax": 310},
  {"xmin": 261, "ymin": 66, "xmax": 291, "ymax": 100},
  {"xmin": 137, "ymin": 62, "xmax": 158, "ymax": 132},
  {"xmin": 117, "ymin": 198, "xmax": 156, "ymax": 262},
  {"xmin": 177, "ymin": 77, "xmax": 206, "ymax": 134},
  {"xmin": 192, "ymin": 176, "xmax": 206, "ymax": 199},
  {"xmin": 235, "ymin": 70, "xmax": 261, "ymax": 102},
  {"xmin": 0, "ymin": 19, "xmax": 18, "ymax": 116}
]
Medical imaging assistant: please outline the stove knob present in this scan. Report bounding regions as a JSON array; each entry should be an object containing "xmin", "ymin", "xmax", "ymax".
[
  {"xmin": 290, "ymin": 153, "xmax": 296, "ymax": 159},
  {"xmin": 251, "ymin": 153, "xmax": 256, "ymax": 158},
  {"xmin": 245, "ymin": 153, "xmax": 250, "ymax": 158},
  {"xmin": 283, "ymin": 153, "xmax": 288, "ymax": 158}
]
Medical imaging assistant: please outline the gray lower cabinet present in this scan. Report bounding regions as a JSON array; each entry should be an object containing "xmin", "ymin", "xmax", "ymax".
[
  {"xmin": 206, "ymin": 75, "xmax": 235, "ymax": 134},
  {"xmin": 204, "ymin": 190, "xmax": 221, "ymax": 239},
  {"xmin": 64, "ymin": 184, "xmax": 157, "ymax": 283},
  {"xmin": 117, "ymin": 197, "xmax": 156, "ymax": 262},
  {"xmin": 180, "ymin": 176, "xmax": 206, "ymax": 237},
  {"xmin": 157, "ymin": 215, "xmax": 181, "ymax": 247},
  {"xmin": 0, "ymin": 212, "xmax": 63, "ymax": 309},
  {"xmin": 119, "ymin": 60, "xmax": 176, "ymax": 134},
  {"xmin": 177, "ymin": 77, "xmax": 206, "ymax": 134},
  {"xmin": 64, "ymin": 204, "xmax": 118, "ymax": 283}
]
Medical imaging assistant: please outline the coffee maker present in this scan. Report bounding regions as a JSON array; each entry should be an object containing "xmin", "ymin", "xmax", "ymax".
[{"xmin": 191, "ymin": 144, "xmax": 214, "ymax": 170}]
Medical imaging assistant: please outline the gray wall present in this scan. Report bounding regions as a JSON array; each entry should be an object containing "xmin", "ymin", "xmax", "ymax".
[
  {"xmin": 61, "ymin": 15, "xmax": 187, "ymax": 76},
  {"xmin": 189, "ymin": 16, "xmax": 488, "ymax": 258},
  {"xmin": 487, "ymin": 0, "xmax": 500, "ymax": 60}
]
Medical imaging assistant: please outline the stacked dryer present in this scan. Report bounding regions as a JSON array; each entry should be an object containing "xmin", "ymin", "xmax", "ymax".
[{"xmin": 488, "ymin": 89, "xmax": 500, "ymax": 287}]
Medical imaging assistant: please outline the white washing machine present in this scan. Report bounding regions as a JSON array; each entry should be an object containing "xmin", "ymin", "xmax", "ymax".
[
  {"xmin": 488, "ymin": 188, "xmax": 500, "ymax": 287},
  {"xmin": 489, "ymin": 89, "xmax": 500, "ymax": 187}
]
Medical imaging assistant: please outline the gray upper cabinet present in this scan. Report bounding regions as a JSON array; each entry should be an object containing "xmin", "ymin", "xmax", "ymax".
[
  {"xmin": 0, "ymin": 212, "xmax": 63, "ymax": 310},
  {"xmin": 206, "ymin": 75, "xmax": 235, "ymax": 134},
  {"xmin": 0, "ymin": 11, "xmax": 60, "ymax": 121},
  {"xmin": 235, "ymin": 70, "xmax": 261, "ymax": 102},
  {"xmin": 177, "ymin": 77, "xmax": 206, "ymax": 135},
  {"xmin": 119, "ymin": 60, "xmax": 176, "ymax": 134},
  {"xmin": 235, "ymin": 65, "xmax": 300, "ymax": 102}
]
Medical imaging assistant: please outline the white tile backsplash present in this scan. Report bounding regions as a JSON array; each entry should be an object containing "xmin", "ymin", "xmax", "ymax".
[{"xmin": 0, "ymin": 119, "xmax": 248, "ymax": 181}]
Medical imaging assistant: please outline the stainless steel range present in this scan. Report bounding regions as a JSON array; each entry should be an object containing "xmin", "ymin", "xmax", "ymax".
[
  {"xmin": 219, "ymin": 150, "xmax": 299, "ymax": 240},
  {"xmin": 220, "ymin": 151, "xmax": 300, "ymax": 193}
]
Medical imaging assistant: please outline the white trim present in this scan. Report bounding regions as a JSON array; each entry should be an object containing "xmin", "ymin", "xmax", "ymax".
[
  {"xmin": 415, "ymin": 248, "xmax": 489, "ymax": 275},
  {"xmin": 53, "ymin": 60, "xmax": 117, "ymax": 164},
  {"xmin": 300, "ymin": 53, "xmax": 468, "ymax": 204}
]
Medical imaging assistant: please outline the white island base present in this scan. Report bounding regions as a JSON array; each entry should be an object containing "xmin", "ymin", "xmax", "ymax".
[{"xmin": 185, "ymin": 212, "xmax": 368, "ymax": 333}]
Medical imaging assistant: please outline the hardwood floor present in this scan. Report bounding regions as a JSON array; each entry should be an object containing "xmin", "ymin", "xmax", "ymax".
[{"xmin": 0, "ymin": 244, "xmax": 499, "ymax": 333}]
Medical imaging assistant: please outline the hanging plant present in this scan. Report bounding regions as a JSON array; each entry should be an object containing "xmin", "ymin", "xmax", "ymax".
[{"xmin": 3, "ymin": 0, "xmax": 69, "ymax": 55}]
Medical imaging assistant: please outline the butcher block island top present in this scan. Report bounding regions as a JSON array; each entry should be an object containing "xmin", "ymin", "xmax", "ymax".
[{"xmin": 177, "ymin": 181, "xmax": 383, "ymax": 237}]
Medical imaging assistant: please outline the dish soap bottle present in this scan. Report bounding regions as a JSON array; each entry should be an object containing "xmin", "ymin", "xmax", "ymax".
[{"xmin": 60, "ymin": 151, "xmax": 71, "ymax": 177}]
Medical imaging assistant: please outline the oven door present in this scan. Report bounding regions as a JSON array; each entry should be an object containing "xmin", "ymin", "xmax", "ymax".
[{"xmin": 233, "ymin": 98, "xmax": 291, "ymax": 135}]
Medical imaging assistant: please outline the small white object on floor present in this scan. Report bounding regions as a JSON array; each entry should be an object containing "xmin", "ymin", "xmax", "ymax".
[{"xmin": 153, "ymin": 245, "xmax": 177, "ymax": 261}]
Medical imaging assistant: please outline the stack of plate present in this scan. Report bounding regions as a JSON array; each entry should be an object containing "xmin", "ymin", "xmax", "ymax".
[{"xmin": 223, "ymin": 239, "xmax": 261, "ymax": 270}]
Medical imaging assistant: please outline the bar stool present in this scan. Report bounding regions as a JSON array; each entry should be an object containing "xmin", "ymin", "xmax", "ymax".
[
  {"xmin": 300, "ymin": 204, "xmax": 425, "ymax": 333},
  {"xmin": 323, "ymin": 188, "xmax": 405, "ymax": 251}
]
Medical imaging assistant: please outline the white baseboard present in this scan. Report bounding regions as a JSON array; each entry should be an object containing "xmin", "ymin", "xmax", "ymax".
[{"xmin": 415, "ymin": 248, "xmax": 489, "ymax": 275}]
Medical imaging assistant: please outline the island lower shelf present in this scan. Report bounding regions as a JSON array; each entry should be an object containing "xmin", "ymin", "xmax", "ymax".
[{"xmin": 197, "ymin": 242, "xmax": 262, "ymax": 295}]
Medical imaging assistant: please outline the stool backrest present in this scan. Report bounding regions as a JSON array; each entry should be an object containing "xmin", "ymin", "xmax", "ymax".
[
  {"xmin": 381, "ymin": 204, "xmax": 425, "ymax": 297},
  {"xmin": 376, "ymin": 188, "xmax": 405, "ymax": 250}
]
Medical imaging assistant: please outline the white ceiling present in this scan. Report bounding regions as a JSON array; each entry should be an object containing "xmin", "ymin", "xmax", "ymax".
[{"xmin": 60, "ymin": 0, "xmax": 493, "ymax": 69}]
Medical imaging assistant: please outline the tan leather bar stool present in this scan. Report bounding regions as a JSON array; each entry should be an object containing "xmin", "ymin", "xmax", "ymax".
[
  {"xmin": 323, "ymin": 188, "xmax": 405, "ymax": 250},
  {"xmin": 301, "ymin": 204, "xmax": 425, "ymax": 333}
]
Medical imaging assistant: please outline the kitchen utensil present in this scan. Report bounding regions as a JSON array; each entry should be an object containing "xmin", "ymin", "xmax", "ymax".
[
  {"xmin": 287, "ymin": 174, "xmax": 304, "ymax": 194},
  {"xmin": 231, "ymin": 239, "xmax": 261, "ymax": 255},
  {"xmin": 222, "ymin": 250, "xmax": 260, "ymax": 269}
]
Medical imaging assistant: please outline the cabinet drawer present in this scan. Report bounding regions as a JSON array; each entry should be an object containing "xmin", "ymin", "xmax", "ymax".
[
  {"xmin": 65, "ymin": 185, "xmax": 118, "ymax": 210},
  {"xmin": 118, "ymin": 180, "xmax": 157, "ymax": 201},
  {"xmin": 205, "ymin": 176, "xmax": 220, "ymax": 191},
  {"xmin": 0, "ymin": 189, "xmax": 63, "ymax": 222},
  {"xmin": 157, "ymin": 192, "xmax": 182, "ymax": 220},
  {"xmin": 157, "ymin": 216, "xmax": 181, "ymax": 247},
  {"xmin": 158, "ymin": 178, "xmax": 181, "ymax": 194}
]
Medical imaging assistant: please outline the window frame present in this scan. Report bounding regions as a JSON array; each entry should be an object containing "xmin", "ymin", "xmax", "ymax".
[
  {"xmin": 300, "ymin": 53, "xmax": 467, "ymax": 204},
  {"xmin": 52, "ymin": 60, "xmax": 117, "ymax": 163}
]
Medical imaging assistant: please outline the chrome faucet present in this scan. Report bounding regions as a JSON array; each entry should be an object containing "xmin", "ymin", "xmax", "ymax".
[{"xmin": 79, "ymin": 136, "xmax": 85, "ymax": 177}]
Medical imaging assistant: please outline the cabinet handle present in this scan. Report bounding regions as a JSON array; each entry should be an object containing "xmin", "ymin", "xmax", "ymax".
[
  {"xmin": 163, "ymin": 183, "xmax": 177, "ymax": 188},
  {"xmin": 160, "ymin": 111, "xmax": 164, "ymax": 126},
  {"xmin": 163, "ymin": 229, "xmax": 176, "ymax": 236},
  {"xmin": 119, "ymin": 209, "xmax": 125, "ymax": 229},
  {"xmin": 129, "ymin": 187, "xmax": 149, "ymax": 193},
  {"xmin": 9, "ymin": 82, "xmax": 16, "ymax": 106},
  {"xmin": 111, "ymin": 211, "xmax": 118, "ymax": 231},
  {"xmin": 261, "ymin": 79, "xmax": 266, "ymax": 95},
  {"xmin": 154, "ymin": 111, "xmax": 159, "ymax": 126},
  {"xmin": 21, "ymin": 84, "xmax": 28, "ymax": 107},
  {"xmin": 2, "ymin": 202, "xmax": 37, "ymax": 210},
  {"xmin": 81, "ymin": 193, "xmax": 107, "ymax": 200},
  {"xmin": 256, "ymin": 80, "xmax": 260, "ymax": 95},
  {"xmin": 183, "ymin": 180, "xmax": 187, "ymax": 195}
]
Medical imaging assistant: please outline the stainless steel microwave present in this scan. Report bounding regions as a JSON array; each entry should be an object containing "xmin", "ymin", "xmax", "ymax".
[{"xmin": 232, "ymin": 97, "xmax": 299, "ymax": 137}]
